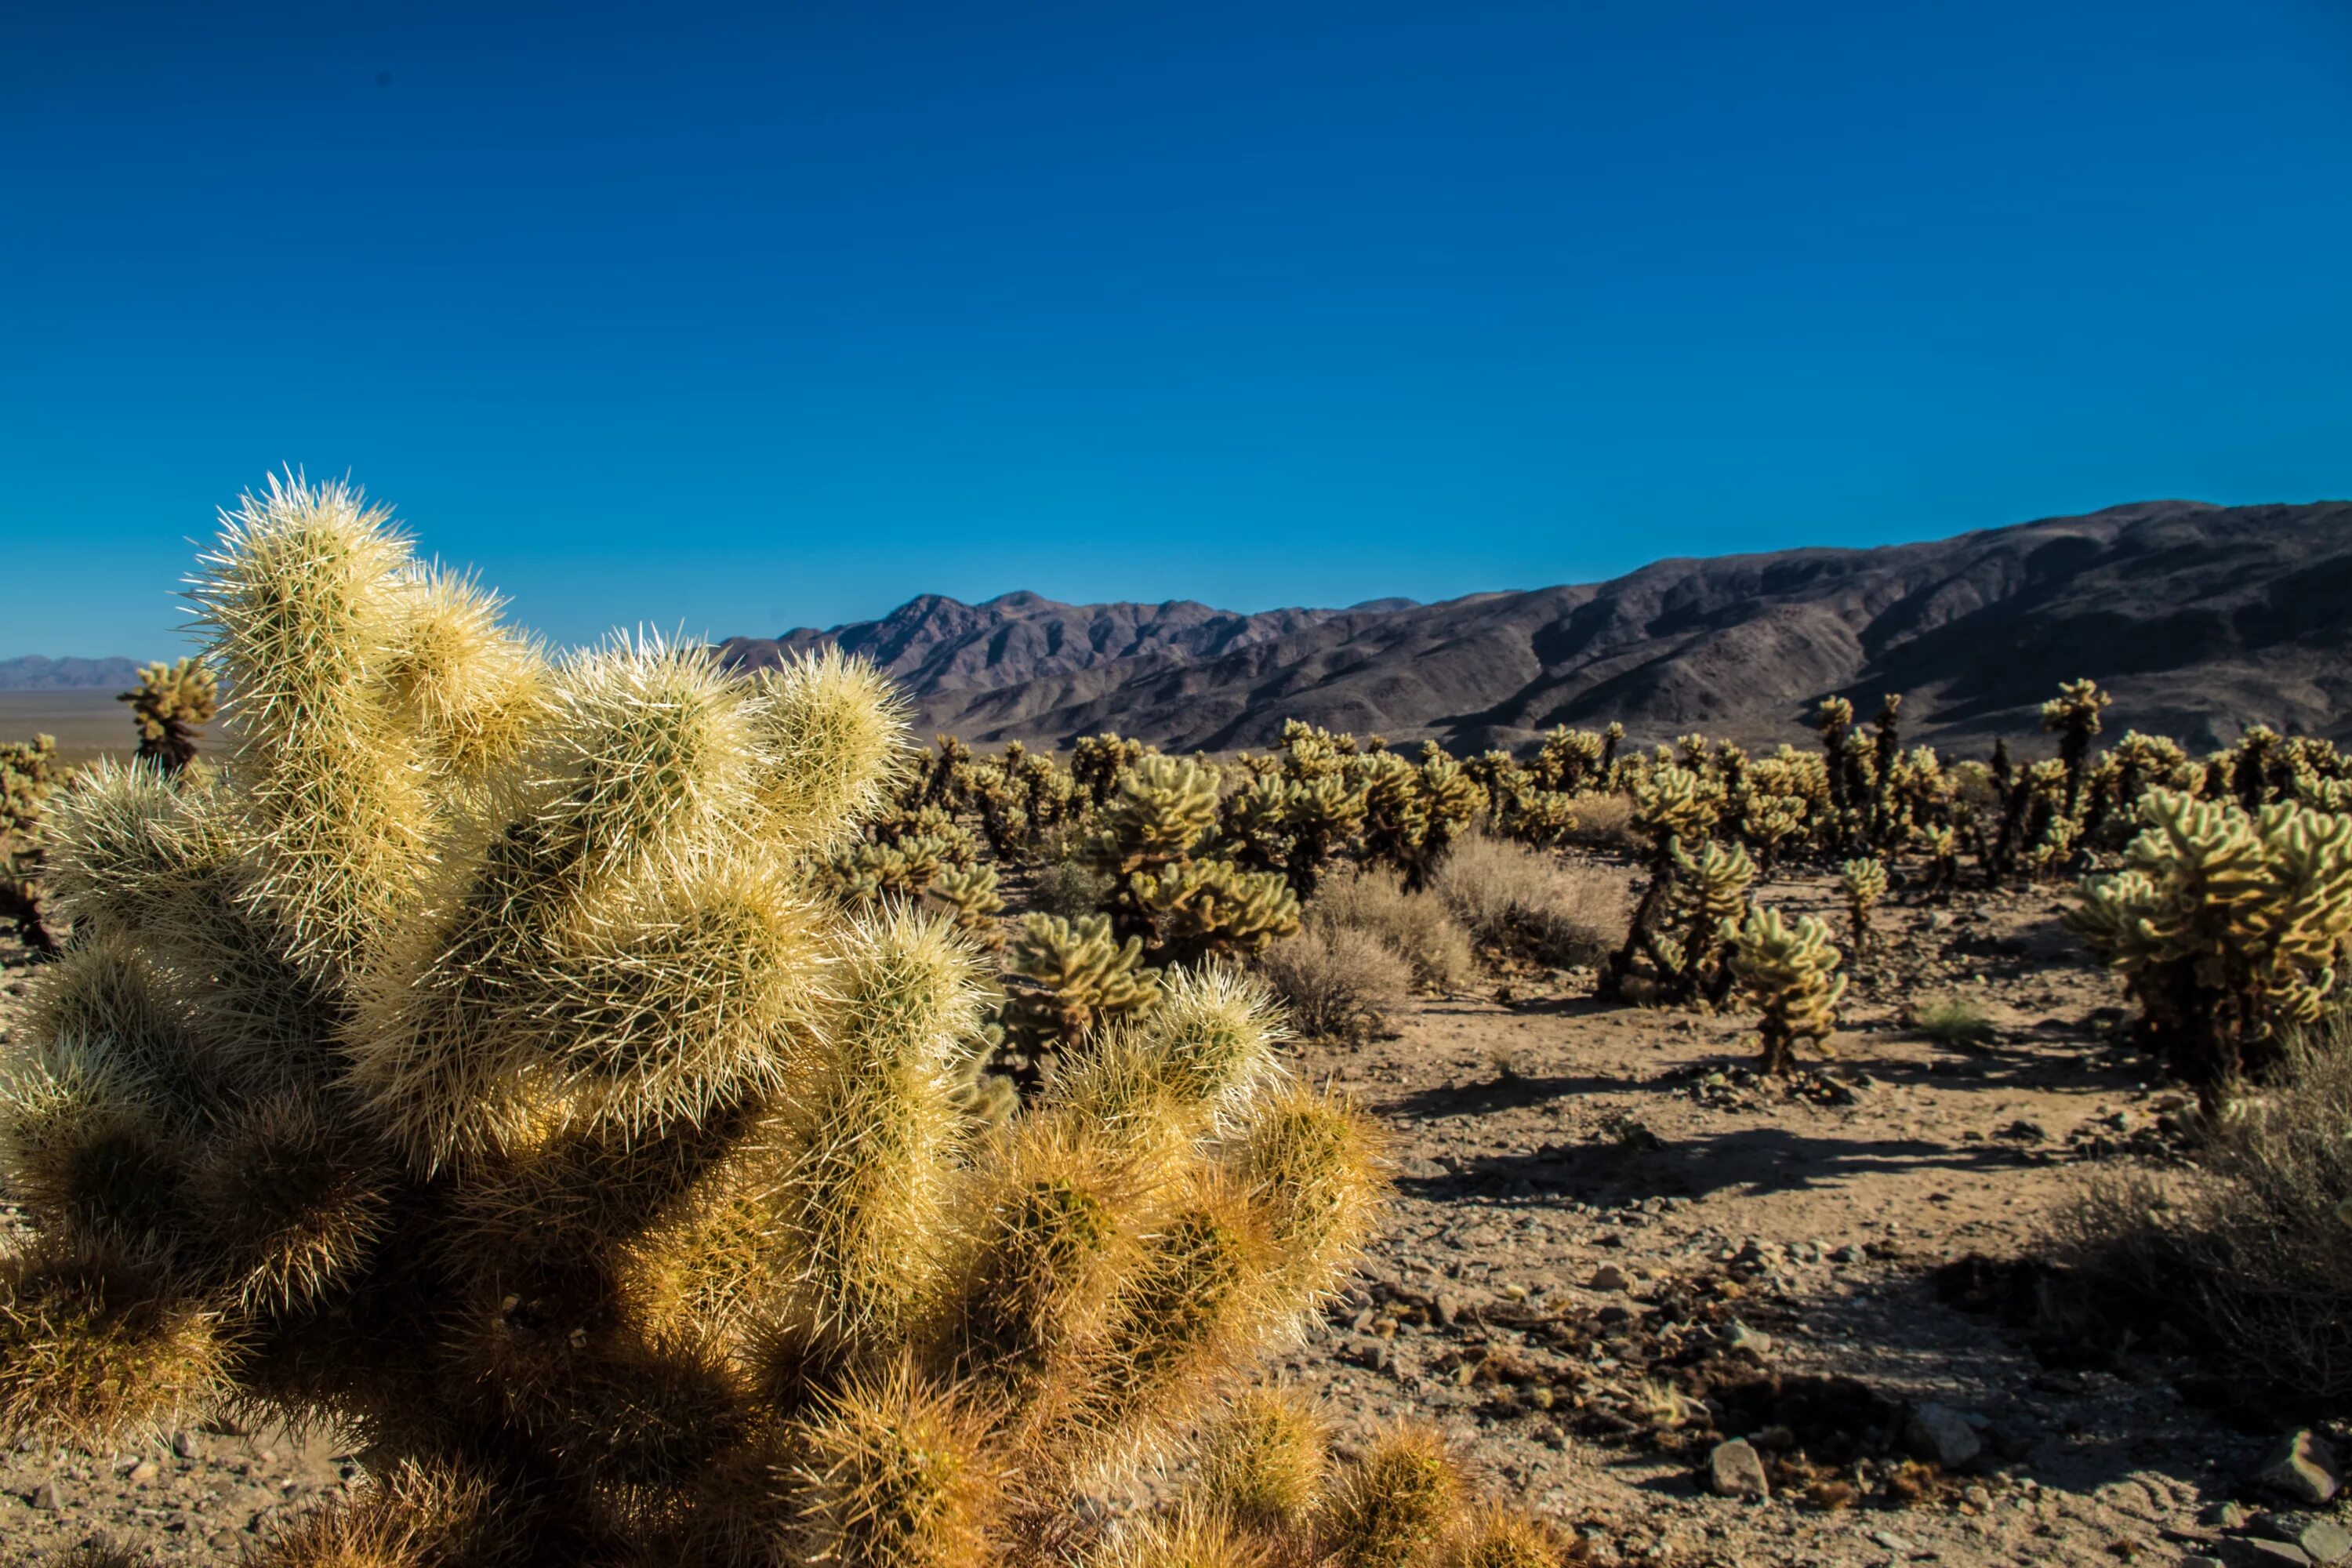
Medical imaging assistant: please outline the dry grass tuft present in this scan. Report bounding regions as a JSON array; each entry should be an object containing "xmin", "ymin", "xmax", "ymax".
[
  {"xmin": 1256, "ymin": 927, "xmax": 1413, "ymax": 1044},
  {"xmin": 1432, "ymin": 835, "xmax": 1632, "ymax": 968},
  {"xmin": 1914, "ymin": 997, "xmax": 1996, "ymax": 1047},
  {"xmin": 2053, "ymin": 1020, "xmax": 2352, "ymax": 1403},
  {"xmin": 1561, "ymin": 789, "xmax": 1637, "ymax": 850},
  {"xmin": 1312, "ymin": 866, "xmax": 1477, "ymax": 992}
]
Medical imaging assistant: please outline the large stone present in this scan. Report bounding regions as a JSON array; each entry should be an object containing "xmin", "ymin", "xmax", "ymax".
[
  {"xmin": 2256, "ymin": 1430, "xmax": 2343, "ymax": 1506},
  {"xmin": 2274, "ymin": 1519, "xmax": 2352, "ymax": 1567},
  {"xmin": 2223, "ymin": 1540, "xmax": 2314, "ymax": 1567},
  {"xmin": 1708, "ymin": 1438, "xmax": 1770, "ymax": 1499},
  {"xmin": 1902, "ymin": 1401, "xmax": 1984, "ymax": 1468}
]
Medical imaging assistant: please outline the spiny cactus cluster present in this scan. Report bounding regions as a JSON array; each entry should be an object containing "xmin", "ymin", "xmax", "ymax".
[
  {"xmin": 0, "ymin": 477, "xmax": 1588, "ymax": 1566},
  {"xmin": 2066, "ymin": 789, "xmax": 2352, "ymax": 1094},
  {"xmin": 118, "ymin": 656, "xmax": 219, "ymax": 777},
  {"xmin": 0, "ymin": 732, "xmax": 60, "ymax": 954},
  {"xmin": 1838, "ymin": 857, "xmax": 1887, "ymax": 962},
  {"xmin": 1726, "ymin": 907, "xmax": 1849, "ymax": 1076}
]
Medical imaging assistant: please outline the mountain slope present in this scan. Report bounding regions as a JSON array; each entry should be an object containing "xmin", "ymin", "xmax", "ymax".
[
  {"xmin": 0, "ymin": 655, "xmax": 143, "ymax": 691},
  {"xmin": 727, "ymin": 499, "xmax": 2352, "ymax": 753}
]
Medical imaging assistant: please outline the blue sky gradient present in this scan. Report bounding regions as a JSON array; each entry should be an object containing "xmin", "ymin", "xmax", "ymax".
[{"xmin": 5, "ymin": 0, "xmax": 2349, "ymax": 656}]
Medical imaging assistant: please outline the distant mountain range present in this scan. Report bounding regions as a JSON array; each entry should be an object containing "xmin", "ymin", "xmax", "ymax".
[
  {"xmin": 0, "ymin": 655, "xmax": 142, "ymax": 691},
  {"xmin": 720, "ymin": 499, "xmax": 2352, "ymax": 754}
]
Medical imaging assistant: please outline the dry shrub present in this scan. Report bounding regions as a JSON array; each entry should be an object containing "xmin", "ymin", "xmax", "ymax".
[
  {"xmin": 1312, "ymin": 866, "xmax": 1476, "ymax": 992},
  {"xmin": 1563, "ymin": 790, "xmax": 1637, "ymax": 850},
  {"xmin": 1257, "ymin": 927, "xmax": 1412, "ymax": 1043},
  {"xmin": 2053, "ymin": 1023, "xmax": 2352, "ymax": 1403},
  {"xmin": 1432, "ymin": 835, "xmax": 1632, "ymax": 967},
  {"xmin": 1036, "ymin": 855, "xmax": 1116, "ymax": 917}
]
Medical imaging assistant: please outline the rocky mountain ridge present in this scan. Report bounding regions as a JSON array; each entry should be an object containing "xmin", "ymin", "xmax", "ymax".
[{"xmin": 720, "ymin": 500, "xmax": 2352, "ymax": 753}]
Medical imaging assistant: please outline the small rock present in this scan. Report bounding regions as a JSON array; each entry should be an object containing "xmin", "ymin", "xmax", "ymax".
[
  {"xmin": 1707, "ymin": 1438, "xmax": 1769, "ymax": 1499},
  {"xmin": 2224, "ymin": 1541, "xmax": 2314, "ymax": 1567},
  {"xmin": 1724, "ymin": 1321, "xmax": 1773, "ymax": 1357},
  {"xmin": 30, "ymin": 1481, "xmax": 60, "ymax": 1511},
  {"xmin": 1433, "ymin": 1293, "xmax": 1461, "ymax": 1327},
  {"xmin": 1903, "ymin": 1402, "xmax": 1984, "ymax": 1468},
  {"xmin": 1830, "ymin": 1243, "xmax": 1865, "ymax": 1264},
  {"xmin": 1588, "ymin": 1264, "xmax": 1629, "ymax": 1293},
  {"xmin": 2256, "ymin": 1430, "xmax": 2343, "ymax": 1506},
  {"xmin": 172, "ymin": 1429, "xmax": 200, "ymax": 1459},
  {"xmin": 2202, "ymin": 1503, "xmax": 2253, "ymax": 1530},
  {"xmin": 2281, "ymin": 1519, "xmax": 2352, "ymax": 1566},
  {"xmin": 128, "ymin": 1460, "xmax": 158, "ymax": 1483}
]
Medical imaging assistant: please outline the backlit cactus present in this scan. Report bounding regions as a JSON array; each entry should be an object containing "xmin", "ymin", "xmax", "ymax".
[
  {"xmin": 1838, "ymin": 856, "xmax": 1887, "ymax": 960},
  {"xmin": 1726, "ymin": 906, "xmax": 1848, "ymax": 1076},
  {"xmin": 999, "ymin": 911, "xmax": 1162, "ymax": 1062},
  {"xmin": 118, "ymin": 656, "xmax": 220, "ymax": 776},
  {"xmin": 0, "ymin": 477, "xmax": 1512, "ymax": 1565},
  {"xmin": 0, "ymin": 732, "xmax": 60, "ymax": 953},
  {"xmin": 2065, "ymin": 789, "xmax": 2352, "ymax": 1092}
]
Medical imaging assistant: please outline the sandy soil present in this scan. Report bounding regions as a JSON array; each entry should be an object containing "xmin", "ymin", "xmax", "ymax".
[{"xmin": 0, "ymin": 877, "xmax": 2342, "ymax": 1564}]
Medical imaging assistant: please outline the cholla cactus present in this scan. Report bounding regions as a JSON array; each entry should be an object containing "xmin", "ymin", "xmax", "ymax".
[
  {"xmin": 1085, "ymin": 753, "xmax": 1221, "ymax": 880},
  {"xmin": 1660, "ymin": 839, "xmax": 1753, "ymax": 1004},
  {"xmin": 924, "ymin": 862, "xmax": 1006, "ymax": 951},
  {"xmin": 2041, "ymin": 677, "xmax": 2111, "ymax": 819},
  {"xmin": 1918, "ymin": 823, "xmax": 1959, "ymax": 904},
  {"xmin": 818, "ymin": 833, "xmax": 961, "ymax": 905},
  {"xmin": 1131, "ymin": 857, "xmax": 1301, "ymax": 967},
  {"xmin": 118, "ymin": 656, "xmax": 219, "ymax": 776},
  {"xmin": 1072, "ymin": 731, "xmax": 1150, "ymax": 808},
  {"xmin": 1502, "ymin": 788, "xmax": 1578, "ymax": 848},
  {"xmin": 1603, "ymin": 764, "xmax": 1721, "ymax": 998},
  {"xmin": 1533, "ymin": 726, "xmax": 1606, "ymax": 793},
  {"xmin": 1838, "ymin": 856, "xmax": 1888, "ymax": 960},
  {"xmin": 0, "ymin": 733, "xmax": 60, "ymax": 953},
  {"xmin": 2065, "ymin": 789, "xmax": 2352, "ymax": 1093},
  {"xmin": 1353, "ymin": 746, "xmax": 1486, "ymax": 891},
  {"xmin": 999, "ymin": 911, "xmax": 1161, "ymax": 1058},
  {"xmin": 0, "ymin": 477, "xmax": 1489, "ymax": 1564},
  {"xmin": 1726, "ymin": 906, "xmax": 1848, "ymax": 1075}
]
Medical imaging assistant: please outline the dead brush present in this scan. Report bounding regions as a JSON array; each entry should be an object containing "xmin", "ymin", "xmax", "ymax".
[
  {"xmin": 1432, "ymin": 833, "xmax": 1632, "ymax": 970},
  {"xmin": 2051, "ymin": 1017, "xmax": 2352, "ymax": 1406}
]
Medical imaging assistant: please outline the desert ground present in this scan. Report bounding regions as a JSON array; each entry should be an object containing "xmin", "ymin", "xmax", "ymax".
[{"xmin": 2, "ymin": 869, "xmax": 2343, "ymax": 1567}]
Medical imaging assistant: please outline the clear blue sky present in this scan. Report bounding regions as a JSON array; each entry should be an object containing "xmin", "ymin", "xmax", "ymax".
[{"xmin": 5, "ymin": 0, "xmax": 2349, "ymax": 658}]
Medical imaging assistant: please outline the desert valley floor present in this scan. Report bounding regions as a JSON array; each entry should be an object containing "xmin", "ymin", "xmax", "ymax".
[{"xmin": 0, "ymin": 878, "xmax": 2342, "ymax": 1567}]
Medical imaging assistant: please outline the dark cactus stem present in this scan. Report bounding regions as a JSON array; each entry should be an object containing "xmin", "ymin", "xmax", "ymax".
[
  {"xmin": 1602, "ymin": 837, "xmax": 1677, "ymax": 1000},
  {"xmin": 1991, "ymin": 773, "xmax": 2034, "ymax": 880},
  {"xmin": 2057, "ymin": 724, "xmax": 2093, "ymax": 822},
  {"xmin": 1869, "ymin": 695, "xmax": 1902, "ymax": 850}
]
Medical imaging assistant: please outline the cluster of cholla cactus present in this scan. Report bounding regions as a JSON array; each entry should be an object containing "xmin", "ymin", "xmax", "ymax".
[
  {"xmin": 118, "ymin": 655, "xmax": 220, "ymax": 776},
  {"xmin": 1601, "ymin": 764, "xmax": 1723, "ymax": 1000},
  {"xmin": 1838, "ymin": 856, "xmax": 1887, "ymax": 962},
  {"xmin": 1726, "ymin": 907, "xmax": 1849, "ymax": 1075},
  {"xmin": 2065, "ymin": 788, "xmax": 2352, "ymax": 1096},
  {"xmin": 996, "ymin": 914, "xmax": 1160, "ymax": 1076},
  {"xmin": 1082, "ymin": 753, "xmax": 1302, "ymax": 965},
  {"xmin": 0, "ymin": 477, "xmax": 1575, "ymax": 1566},
  {"xmin": 0, "ymin": 731, "xmax": 60, "ymax": 953}
]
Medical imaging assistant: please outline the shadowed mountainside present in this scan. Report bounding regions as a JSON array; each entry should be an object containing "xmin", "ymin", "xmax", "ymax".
[{"xmin": 738, "ymin": 499, "xmax": 2352, "ymax": 753}]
